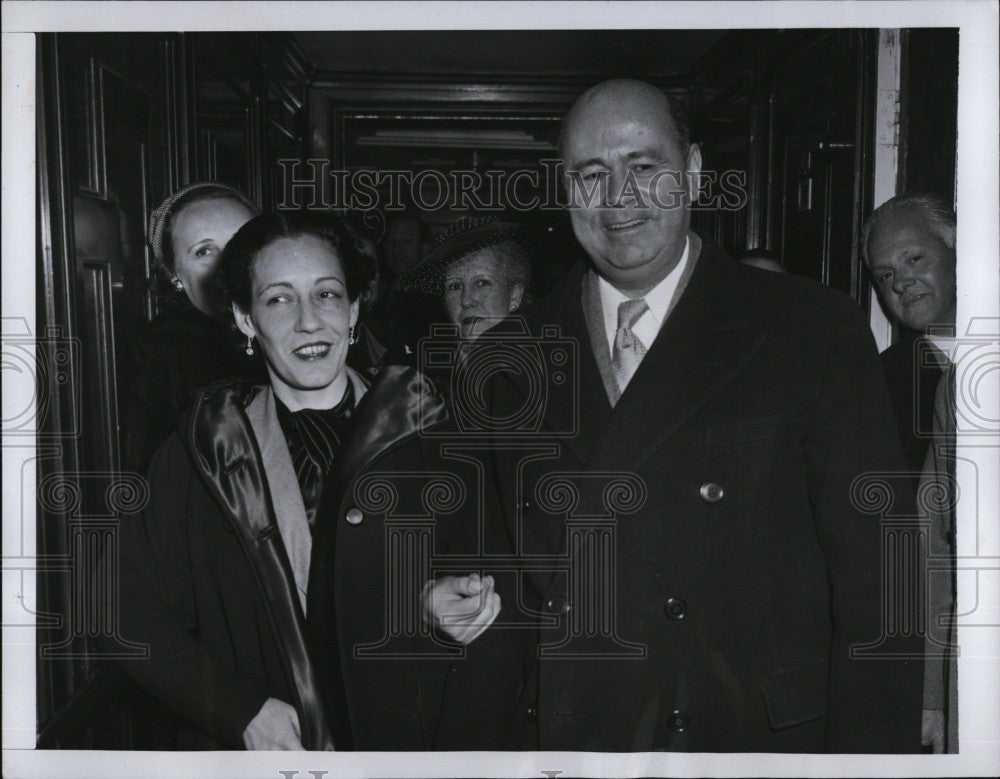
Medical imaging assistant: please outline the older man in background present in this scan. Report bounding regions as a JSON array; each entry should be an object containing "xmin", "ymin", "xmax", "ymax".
[
  {"xmin": 862, "ymin": 193, "xmax": 959, "ymax": 753},
  {"xmin": 863, "ymin": 193, "xmax": 957, "ymax": 472}
]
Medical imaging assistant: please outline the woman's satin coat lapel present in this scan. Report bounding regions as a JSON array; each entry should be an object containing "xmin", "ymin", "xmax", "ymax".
[
  {"xmin": 183, "ymin": 378, "xmax": 335, "ymax": 750},
  {"xmin": 338, "ymin": 365, "xmax": 449, "ymax": 488},
  {"xmin": 184, "ymin": 369, "xmax": 367, "ymax": 751},
  {"xmin": 246, "ymin": 388, "xmax": 312, "ymax": 614},
  {"xmin": 245, "ymin": 366, "xmax": 370, "ymax": 613}
]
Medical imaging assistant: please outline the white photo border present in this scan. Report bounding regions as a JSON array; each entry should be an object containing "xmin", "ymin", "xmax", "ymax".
[{"xmin": 3, "ymin": 2, "xmax": 998, "ymax": 777}]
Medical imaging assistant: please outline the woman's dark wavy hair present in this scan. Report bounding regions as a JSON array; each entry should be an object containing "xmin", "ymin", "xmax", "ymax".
[{"xmin": 220, "ymin": 212, "xmax": 374, "ymax": 311}]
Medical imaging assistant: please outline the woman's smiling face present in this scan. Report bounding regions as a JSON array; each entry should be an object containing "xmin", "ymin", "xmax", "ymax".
[{"xmin": 235, "ymin": 233, "xmax": 358, "ymax": 410}]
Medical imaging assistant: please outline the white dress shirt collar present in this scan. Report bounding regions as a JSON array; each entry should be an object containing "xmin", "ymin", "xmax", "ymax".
[{"xmin": 598, "ymin": 236, "xmax": 690, "ymax": 356}]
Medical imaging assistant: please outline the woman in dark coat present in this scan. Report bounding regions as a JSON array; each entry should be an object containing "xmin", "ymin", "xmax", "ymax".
[
  {"xmin": 307, "ymin": 221, "xmax": 540, "ymax": 750},
  {"xmin": 115, "ymin": 212, "xmax": 373, "ymax": 750},
  {"xmin": 123, "ymin": 182, "xmax": 262, "ymax": 473},
  {"xmin": 308, "ymin": 362, "xmax": 531, "ymax": 751}
]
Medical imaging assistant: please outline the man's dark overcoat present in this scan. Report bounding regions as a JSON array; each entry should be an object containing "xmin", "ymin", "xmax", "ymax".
[{"xmin": 480, "ymin": 236, "xmax": 923, "ymax": 752}]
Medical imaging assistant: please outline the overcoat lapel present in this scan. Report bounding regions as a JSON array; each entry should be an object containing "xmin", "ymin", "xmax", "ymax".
[
  {"xmin": 586, "ymin": 240, "xmax": 764, "ymax": 473},
  {"xmin": 507, "ymin": 237, "xmax": 763, "ymax": 473},
  {"xmin": 520, "ymin": 262, "xmax": 612, "ymax": 465},
  {"xmin": 337, "ymin": 365, "xmax": 447, "ymax": 488},
  {"xmin": 485, "ymin": 267, "xmax": 609, "ymax": 572},
  {"xmin": 580, "ymin": 269, "xmax": 622, "ymax": 408},
  {"xmin": 489, "ymin": 242, "xmax": 762, "ymax": 573},
  {"xmin": 246, "ymin": 388, "xmax": 313, "ymax": 614},
  {"xmin": 248, "ymin": 368, "xmax": 370, "ymax": 615},
  {"xmin": 185, "ymin": 380, "xmax": 335, "ymax": 750}
]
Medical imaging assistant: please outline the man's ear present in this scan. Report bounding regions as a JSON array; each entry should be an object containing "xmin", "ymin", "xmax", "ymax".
[
  {"xmin": 685, "ymin": 143, "xmax": 703, "ymax": 203},
  {"xmin": 509, "ymin": 283, "xmax": 525, "ymax": 312},
  {"xmin": 233, "ymin": 304, "xmax": 257, "ymax": 340}
]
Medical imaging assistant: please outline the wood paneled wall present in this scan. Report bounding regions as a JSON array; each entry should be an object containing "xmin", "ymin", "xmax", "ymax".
[{"xmin": 690, "ymin": 30, "xmax": 880, "ymax": 304}]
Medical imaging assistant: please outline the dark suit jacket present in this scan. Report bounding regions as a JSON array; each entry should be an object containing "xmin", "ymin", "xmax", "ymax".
[
  {"xmin": 484, "ymin": 236, "xmax": 923, "ymax": 752},
  {"xmin": 122, "ymin": 301, "xmax": 264, "ymax": 473},
  {"xmin": 880, "ymin": 327, "xmax": 947, "ymax": 475}
]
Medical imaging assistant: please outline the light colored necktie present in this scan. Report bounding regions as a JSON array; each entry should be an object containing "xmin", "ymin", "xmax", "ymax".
[{"xmin": 612, "ymin": 298, "xmax": 649, "ymax": 391}]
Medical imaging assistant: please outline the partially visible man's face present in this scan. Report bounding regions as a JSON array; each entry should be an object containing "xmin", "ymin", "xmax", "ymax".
[
  {"xmin": 381, "ymin": 215, "xmax": 424, "ymax": 277},
  {"xmin": 867, "ymin": 206, "xmax": 957, "ymax": 331},
  {"xmin": 562, "ymin": 82, "xmax": 701, "ymax": 296}
]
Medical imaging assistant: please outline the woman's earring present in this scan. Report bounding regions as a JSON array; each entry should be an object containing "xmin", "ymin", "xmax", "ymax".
[
  {"xmin": 171, "ymin": 277, "xmax": 184, "ymax": 292},
  {"xmin": 348, "ymin": 325, "xmax": 356, "ymax": 346},
  {"xmin": 245, "ymin": 335, "xmax": 255, "ymax": 356}
]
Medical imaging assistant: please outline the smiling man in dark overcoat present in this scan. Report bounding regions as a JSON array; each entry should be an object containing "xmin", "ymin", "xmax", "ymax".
[{"xmin": 473, "ymin": 78, "xmax": 923, "ymax": 753}]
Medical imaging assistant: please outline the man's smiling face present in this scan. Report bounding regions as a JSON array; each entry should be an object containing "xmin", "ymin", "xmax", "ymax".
[
  {"xmin": 867, "ymin": 205, "xmax": 957, "ymax": 332},
  {"xmin": 562, "ymin": 81, "xmax": 701, "ymax": 296}
]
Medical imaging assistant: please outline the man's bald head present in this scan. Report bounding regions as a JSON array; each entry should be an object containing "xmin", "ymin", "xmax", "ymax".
[{"xmin": 559, "ymin": 79, "xmax": 690, "ymax": 159}]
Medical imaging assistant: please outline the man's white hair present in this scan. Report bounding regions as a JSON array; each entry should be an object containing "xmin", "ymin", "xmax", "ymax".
[{"xmin": 860, "ymin": 192, "xmax": 956, "ymax": 264}]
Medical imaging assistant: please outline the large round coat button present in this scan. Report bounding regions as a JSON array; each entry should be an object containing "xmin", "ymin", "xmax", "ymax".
[
  {"xmin": 345, "ymin": 507, "xmax": 364, "ymax": 525},
  {"xmin": 526, "ymin": 703, "xmax": 538, "ymax": 721},
  {"xmin": 668, "ymin": 710, "xmax": 690, "ymax": 732},
  {"xmin": 664, "ymin": 597, "xmax": 687, "ymax": 620},
  {"xmin": 546, "ymin": 597, "xmax": 570, "ymax": 615},
  {"xmin": 699, "ymin": 482, "xmax": 725, "ymax": 503}
]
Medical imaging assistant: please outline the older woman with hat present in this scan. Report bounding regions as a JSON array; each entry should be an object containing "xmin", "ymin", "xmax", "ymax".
[
  {"xmin": 123, "ymin": 182, "xmax": 263, "ymax": 471},
  {"xmin": 401, "ymin": 215, "xmax": 533, "ymax": 340}
]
